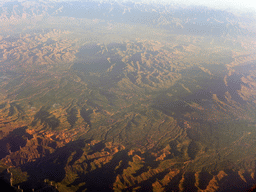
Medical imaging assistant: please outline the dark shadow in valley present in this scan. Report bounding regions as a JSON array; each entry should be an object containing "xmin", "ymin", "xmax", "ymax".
[
  {"xmin": 7, "ymin": 103, "xmax": 15, "ymax": 117},
  {"xmin": 19, "ymin": 139, "xmax": 86, "ymax": 191},
  {"xmin": 168, "ymin": 140, "xmax": 182, "ymax": 158},
  {"xmin": 0, "ymin": 126, "xmax": 31, "ymax": 160},
  {"xmin": 87, "ymin": 141, "xmax": 105, "ymax": 155},
  {"xmin": 181, "ymin": 172, "xmax": 198, "ymax": 192},
  {"xmin": 134, "ymin": 169, "xmax": 170, "ymax": 192},
  {"xmin": 152, "ymin": 65, "xmax": 247, "ymax": 123},
  {"xmin": 233, "ymin": 62, "xmax": 256, "ymax": 76},
  {"xmin": 226, "ymin": 73, "xmax": 246, "ymax": 104},
  {"xmin": 80, "ymin": 108, "xmax": 93, "ymax": 128},
  {"xmin": 99, "ymin": 60, "xmax": 126, "ymax": 88},
  {"xmin": 107, "ymin": 43, "xmax": 127, "ymax": 52},
  {"xmin": 31, "ymin": 107, "xmax": 60, "ymax": 130},
  {"xmin": 187, "ymin": 141, "xmax": 200, "ymax": 160},
  {"xmin": 67, "ymin": 107, "xmax": 78, "ymax": 128},
  {"xmin": 76, "ymin": 44, "xmax": 102, "ymax": 59},
  {"xmin": 132, "ymin": 152, "xmax": 160, "ymax": 177},
  {"xmin": 68, "ymin": 148, "xmax": 84, "ymax": 166},
  {"xmin": 127, "ymin": 71, "xmax": 138, "ymax": 84},
  {"xmin": 152, "ymin": 97, "xmax": 195, "ymax": 118},
  {"xmin": 74, "ymin": 43, "xmax": 118, "ymax": 75},
  {"xmin": 7, "ymin": 103, "xmax": 24, "ymax": 117},
  {"xmin": 0, "ymin": 102, "xmax": 6, "ymax": 109},
  {"xmin": 0, "ymin": 178, "xmax": 16, "ymax": 192},
  {"xmin": 99, "ymin": 89, "xmax": 118, "ymax": 106},
  {"xmin": 72, "ymin": 58, "xmax": 111, "ymax": 74},
  {"xmin": 129, "ymin": 52, "xmax": 142, "ymax": 66},
  {"xmin": 197, "ymin": 171, "xmax": 213, "ymax": 190},
  {"xmin": 73, "ymin": 44, "xmax": 127, "ymax": 88},
  {"xmin": 165, "ymin": 171, "xmax": 183, "ymax": 192},
  {"xmin": 181, "ymin": 65, "xmax": 246, "ymax": 104},
  {"xmin": 218, "ymin": 169, "xmax": 249, "ymax": 192},
  {"xmin": 67, "ymin": 149, "xmax": 132, "ymax": 192}
]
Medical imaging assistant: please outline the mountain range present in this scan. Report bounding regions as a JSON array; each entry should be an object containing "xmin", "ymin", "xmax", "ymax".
[{"xmin": 0, "ymin": 1, "xmax": 256, "ymax": 191}]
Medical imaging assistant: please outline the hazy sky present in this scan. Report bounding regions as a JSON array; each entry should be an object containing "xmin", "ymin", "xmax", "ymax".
[
  {"xmin": 1, "ymin": 0, "xmax": 256, "ymax": 12},
  {"xmin": 153, "ymin": 0, "xmax": 256, "ymax": 12}
]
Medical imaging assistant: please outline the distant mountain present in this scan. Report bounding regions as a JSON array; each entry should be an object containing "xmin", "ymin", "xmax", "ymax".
[{"xmin": 0, "ymin": 0, "xmax": 250, "ymax": 37}]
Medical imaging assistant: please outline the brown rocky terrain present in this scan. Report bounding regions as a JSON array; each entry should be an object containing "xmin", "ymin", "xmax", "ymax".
[{"xmin": 1, "ymin": 1, "xmax": 256, "ymax": 191}]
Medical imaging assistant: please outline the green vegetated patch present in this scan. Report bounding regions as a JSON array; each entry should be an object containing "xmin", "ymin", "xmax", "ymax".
[
  {"xmin": 10, "ymin": 168, "xmax": 29, "ymax": 186},
  {"xmin": 15, "ymin": 85, "xmax": 45, "ymax": 100},
  {"xmin": 3, "ymin": 75, "xmax": 24, "ymax": 91}
]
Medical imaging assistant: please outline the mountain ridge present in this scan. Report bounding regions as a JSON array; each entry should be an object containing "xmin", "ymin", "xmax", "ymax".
[{"xmin": 0, "ymin": 0, "xmax": 251, "ymax": 37}]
